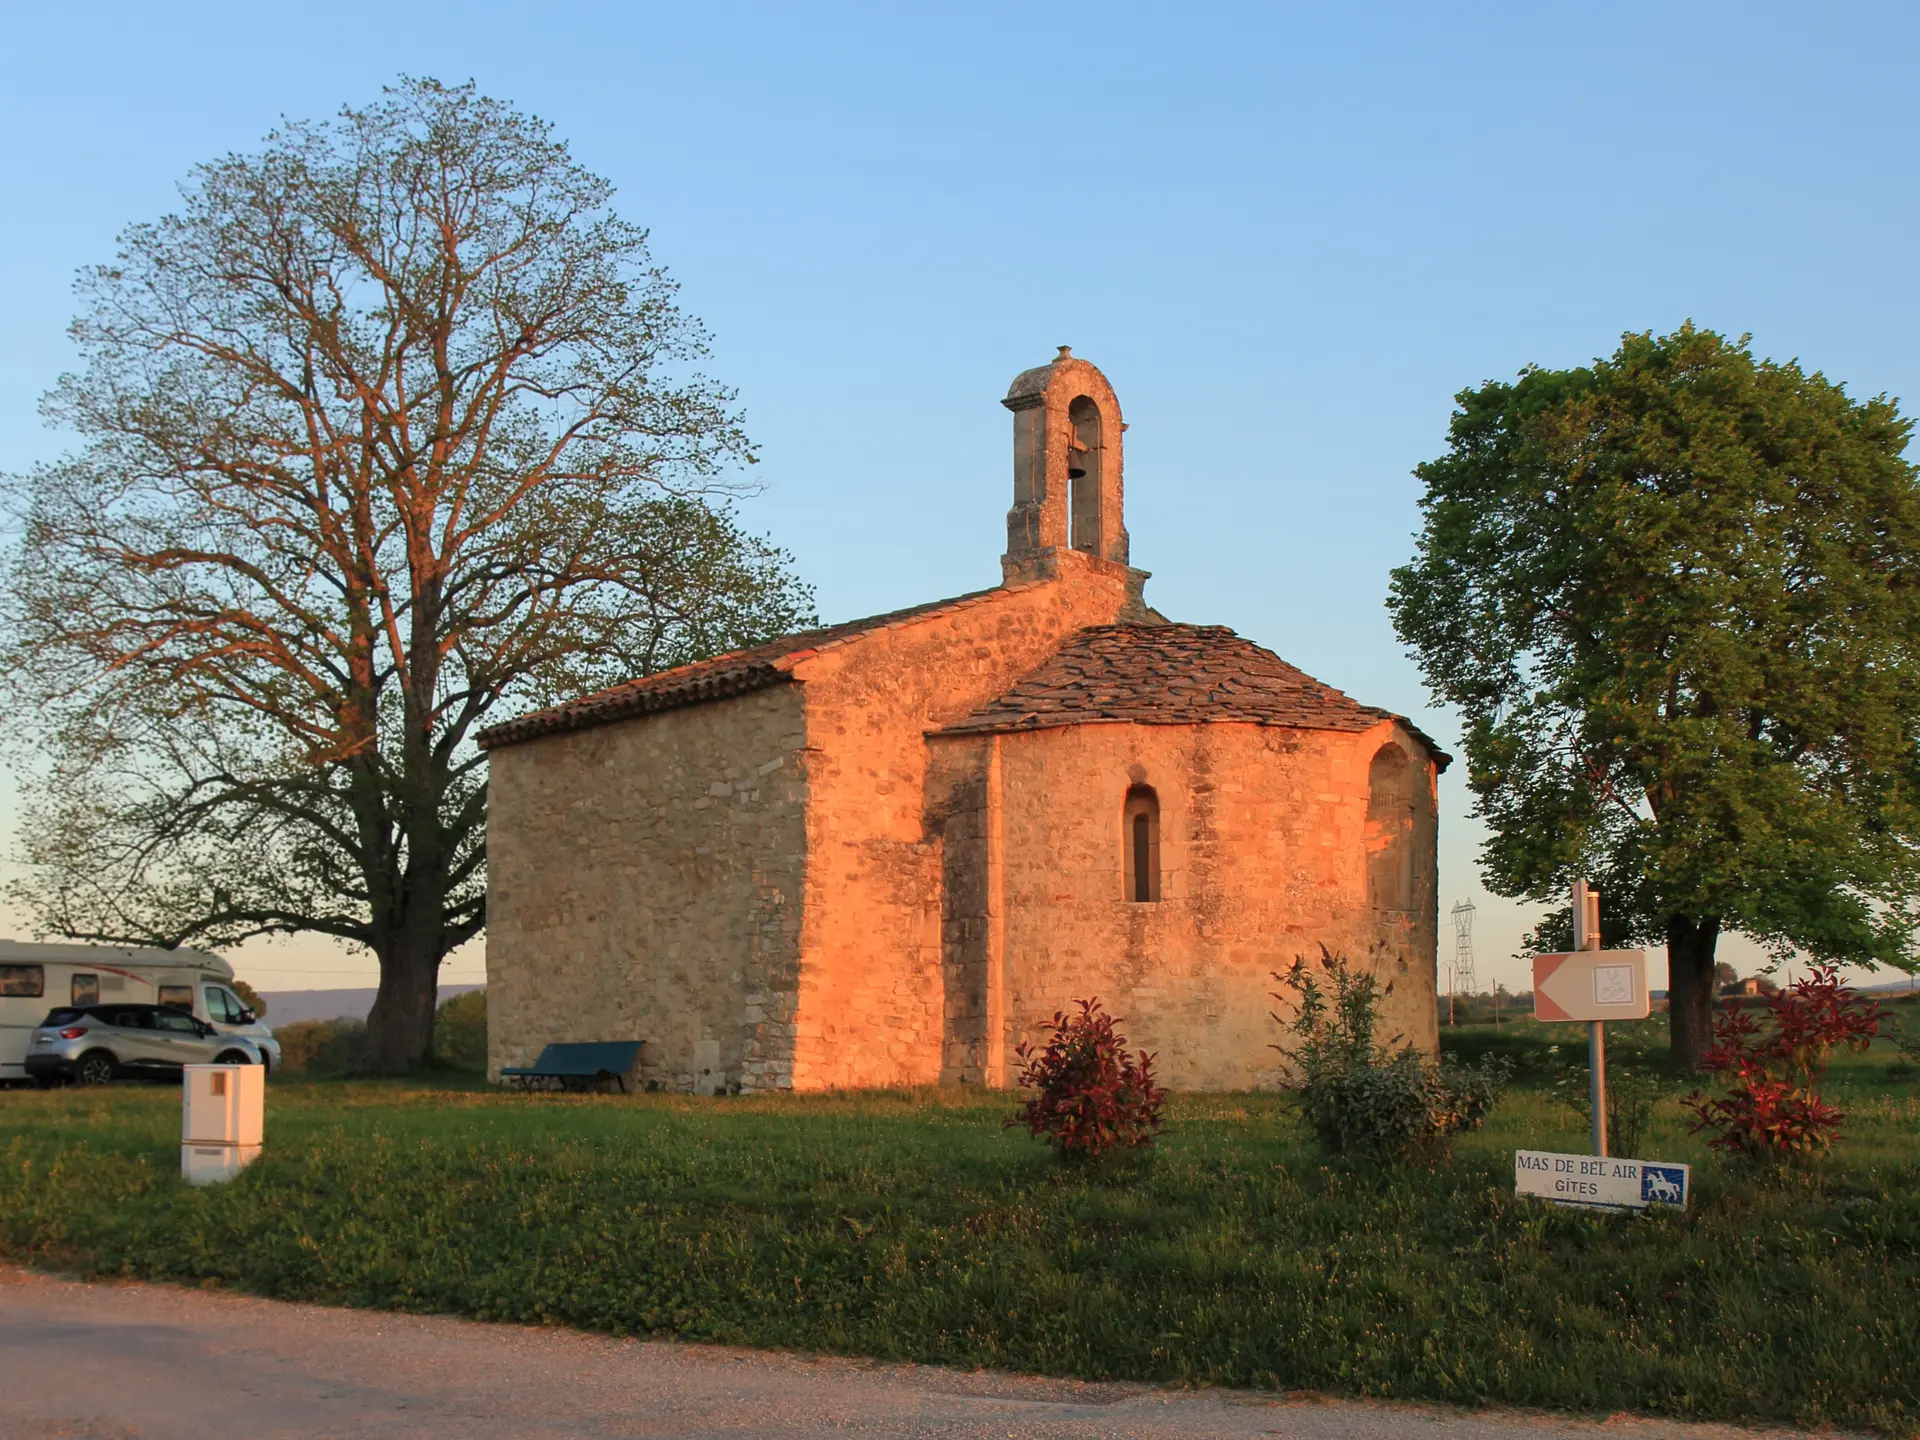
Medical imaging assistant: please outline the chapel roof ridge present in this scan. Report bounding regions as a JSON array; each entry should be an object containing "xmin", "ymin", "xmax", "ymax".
[{"xmin": 475, "ymin": 583, "xmax": 1031, "ymax": 750}]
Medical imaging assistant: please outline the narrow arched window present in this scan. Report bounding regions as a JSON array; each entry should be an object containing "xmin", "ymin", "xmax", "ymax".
[
  {"xmin": 1067, "ymin": 395, "xmax": 1103, "ymax": 553},
  {"xmin": 1365, "ymin": 745, "xmax": 1414, "ymax": 913},
  {"xmin": 1123, "ymin": 785, "xmax": 1160, "ymax": 902}
]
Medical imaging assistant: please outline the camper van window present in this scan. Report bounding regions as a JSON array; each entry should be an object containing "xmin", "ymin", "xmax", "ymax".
[
  {"xmin": 71, "ymin": 973, "xmax": 99, "ymax": 1006},
  {"xmin": 206, "ymin": 987, "xmax": 244, "ymax": 1023},
  {"xmin": 1, "ymin": 965, "xmax": 45, "ymax": 998},
  {"xmin": 157, "ymin": 984, "xmax": 193, "ymax": 1010}
]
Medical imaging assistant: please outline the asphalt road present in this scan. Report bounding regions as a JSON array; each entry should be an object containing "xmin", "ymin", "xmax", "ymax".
[{"xmin": 0, "ymin": 1267, "xmax": 1840, "ymax": 1440}]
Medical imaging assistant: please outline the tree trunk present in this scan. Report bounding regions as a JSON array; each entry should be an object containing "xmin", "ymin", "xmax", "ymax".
[
  {"xmin": 364, "ymin": 939, "xmax": 440, "ymax": 1073},
  {"xmin": 1666, "ymin": 914, "xmax": 1722, "ymax": 1071},
  {"xmin": 360, "ymin": 847, "xmax": 449, "ymax": 1073},
  {"xmin": 356, "ymin": 698, "xmax": 450, "ymax": 1074}
]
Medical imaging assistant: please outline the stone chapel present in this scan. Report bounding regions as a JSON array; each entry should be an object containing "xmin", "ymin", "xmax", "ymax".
[{"xmin": 479, "ymin": 350, "xmax": 1447, "ymax": 1093}]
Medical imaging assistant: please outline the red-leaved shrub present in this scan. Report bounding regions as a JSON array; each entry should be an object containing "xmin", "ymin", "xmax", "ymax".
[
  {"xmin": 1006, "ymin": 998, "xmax": 1168, "ymax": 1159},
  {"xmin": 1684, "ymin": 964, "xmax": 1883, "ymax": 1160}
]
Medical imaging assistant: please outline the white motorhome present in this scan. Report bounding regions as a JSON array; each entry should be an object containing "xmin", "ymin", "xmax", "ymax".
[{"xmin": 0, "ymin": 940, "xmax": 276, "ymax": 1082}]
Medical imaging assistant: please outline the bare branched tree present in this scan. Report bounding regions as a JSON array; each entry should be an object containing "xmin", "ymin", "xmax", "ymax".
[{"xmin": 2, "ymin": 79, "xmax": 815, "ymax": 1070}]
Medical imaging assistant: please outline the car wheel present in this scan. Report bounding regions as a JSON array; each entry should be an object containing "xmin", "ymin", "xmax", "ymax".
[
  {"xmin": 214, "ymin": 1050, "xmax": 253, "ymax": 1065},
  {"xmin": 76, "ymin": 1052, "xmax": 117, "ymax": 1087}
]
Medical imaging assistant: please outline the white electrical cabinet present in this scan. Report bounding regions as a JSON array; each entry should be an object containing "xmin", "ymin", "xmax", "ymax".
[
  {"xmin": 182, "ymin": 1142, "xmax": 263, "ymax": 1185},
  {"xmin": 180, "ymin": 1063, "xmax": 264, "ymax": 1185}
]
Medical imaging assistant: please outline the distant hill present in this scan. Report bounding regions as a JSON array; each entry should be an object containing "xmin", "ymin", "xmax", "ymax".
[
  {"xmin": 1862, "ymin": 977, "xmax": 1920, "ymax": 996},
  {"xmin": 259, "ymin": 984, "xmax": 482, "ymax": 1028}
]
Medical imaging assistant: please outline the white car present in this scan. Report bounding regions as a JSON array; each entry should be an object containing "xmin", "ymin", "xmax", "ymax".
[{"xmin": 26, "ymin": 1003, "xmax": 267, "ymax": 1086}]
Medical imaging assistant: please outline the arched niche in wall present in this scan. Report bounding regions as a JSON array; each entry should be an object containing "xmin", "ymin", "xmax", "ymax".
[
  {"xmin": 1365, "ymin": 744, "xmax": 1415, "ymax": 915},
  {"xmin": 1123, "ymin": 784, "xmax": 1160, "ymax": 903}
]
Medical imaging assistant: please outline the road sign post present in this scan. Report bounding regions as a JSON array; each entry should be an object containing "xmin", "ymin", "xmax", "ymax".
[
  {"xmin": 1535, "ymin": 882, "xmax": 1648, "ymax": 1157},
  {"xmin": 1588, "ymin": 1021, "xmax": 1607, "ymax": 1156},
  {"xmin": 1574, "ymin": 880, "xmax": 1605, "ymax": 1157},
  {"xmin": 1518, "ymin": 885, "xmax": 1687, "ymax": 1211}
]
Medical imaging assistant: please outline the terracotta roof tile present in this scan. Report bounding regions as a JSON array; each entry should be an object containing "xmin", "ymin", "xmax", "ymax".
[
  {"xmin": 477, "ymin": 587, "xmax": 1006, "ymax": 750},
  {"xmin": 931, "ymin": 623, "xmax": 1449, "ymax": 765}
]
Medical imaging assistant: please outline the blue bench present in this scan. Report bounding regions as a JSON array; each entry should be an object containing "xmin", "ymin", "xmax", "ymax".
[{"xmin": 500, "ymin": 1041, "xmax": 643, "ymax": 1093}]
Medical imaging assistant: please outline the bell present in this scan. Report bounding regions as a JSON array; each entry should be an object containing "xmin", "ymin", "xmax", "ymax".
[{"xmin": 1066, "ymin": 430, "xmax": 1088, "ymax": 481}]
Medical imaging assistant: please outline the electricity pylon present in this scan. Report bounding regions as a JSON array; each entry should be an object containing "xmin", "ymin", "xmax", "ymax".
[{"xmin": 1450, "ymin": 900, "xmax": 1478, "ymax": 1012}]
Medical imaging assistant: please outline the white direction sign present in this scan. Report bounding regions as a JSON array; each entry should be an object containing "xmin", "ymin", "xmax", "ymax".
[
  {"xmin": 1516, "ymin": 1150, "xmax": 1690, "ymax": 1210},
  {"xmin": 1532, "ymin": 948, "xmax": 1650, "ymax": 1022}
]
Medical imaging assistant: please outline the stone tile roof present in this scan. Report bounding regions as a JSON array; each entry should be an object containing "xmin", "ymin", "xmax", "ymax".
[
  {"xmin": 475, "ymin": 587, "xmax": 1009, "ymax": 750},
  {"xmin": 932, "ymin": 623, "xmax": 1449, "ymax": 764}
]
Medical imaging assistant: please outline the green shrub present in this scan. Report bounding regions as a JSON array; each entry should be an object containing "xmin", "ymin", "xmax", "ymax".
[
  {"xmin": 1548, "ymin": 1019, "xmax": 1678, "ymax": 1159},
  {"xmin": 273, "ymin": 1018, "xmax": 367, "ymax": 1075},
  {"xmin": 1275, "ymin": 947, "xmax": 1509, "ymax": 1163},
  {"xmin": 274, "ymin": 993, "xmax": 484, "ymax": 1075},
  {"xmin": 1887, "ymin": 1001, "xmax": 1920, "ymax": 1065},
  {"xmin": 434, "ymin": 988, "xmax": 487, "ymax": 1070}
]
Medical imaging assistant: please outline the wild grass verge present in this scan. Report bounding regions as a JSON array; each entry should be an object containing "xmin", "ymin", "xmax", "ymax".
[{"xmin": 1, "ymin": 1036, "xmax": 1916, "ymax": 1435}]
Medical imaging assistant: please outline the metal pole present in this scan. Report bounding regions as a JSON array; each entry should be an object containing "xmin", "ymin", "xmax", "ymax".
[
  {"xmin": 1590, "ymin": 1019, "xmax": 1607, "ymax": 1157},
  {"xmin": 1573, "ymin": 878, "xmax": 1607, "ymax": 1157}
]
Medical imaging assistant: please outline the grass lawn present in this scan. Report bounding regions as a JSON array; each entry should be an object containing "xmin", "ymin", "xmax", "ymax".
[{"xmin": 2, "ymin": 1023, "xmax": 1917, "ymax": 1435}]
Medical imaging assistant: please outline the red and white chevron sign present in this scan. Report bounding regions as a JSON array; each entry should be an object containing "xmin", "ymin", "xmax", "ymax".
[{"xmin": 1531, "ymin": 949, "xmax": 1650, "ymax": 1023}]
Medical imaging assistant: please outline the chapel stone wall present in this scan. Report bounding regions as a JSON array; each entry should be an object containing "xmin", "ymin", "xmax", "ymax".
[
  {"xmin": 783, "ymin": 557, "xmax": 1136, "ymax": 1089},
  {"xmin": 924, "ymin": 735, "xmax": 1000, "ymax": 1083},
  {"xmin": 934, "ymin": 718, "xmax": 1439, "ymax": 1091},
  {"xmin": 484, "ymin": 684, "xmax": 809, "ymax": 1093}
]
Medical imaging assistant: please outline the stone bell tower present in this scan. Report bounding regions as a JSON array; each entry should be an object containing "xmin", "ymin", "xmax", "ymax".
[{"xmin": 1000, "ymin": 347, "xmax": 1138, "ymax": 586}]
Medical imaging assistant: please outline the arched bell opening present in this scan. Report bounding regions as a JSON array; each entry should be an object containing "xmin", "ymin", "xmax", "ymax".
[{"xmin": 1067, "ymin": 395, "xmax": 1103, "ymax": 553}]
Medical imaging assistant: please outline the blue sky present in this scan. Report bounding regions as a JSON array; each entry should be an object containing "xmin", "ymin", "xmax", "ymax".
[{"xmin": 2, "ymin": 2, "xmax": 1916, "ymax": 992}]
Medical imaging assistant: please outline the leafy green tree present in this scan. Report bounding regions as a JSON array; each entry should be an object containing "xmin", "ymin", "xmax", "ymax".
[
  {"xmin": 1390, "ymin": 325, "xmax": 1920, "ymax": 1068},
  {"xmin": 2, "ymin": 79, "xmax": 814, "ymax": 1072}
]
